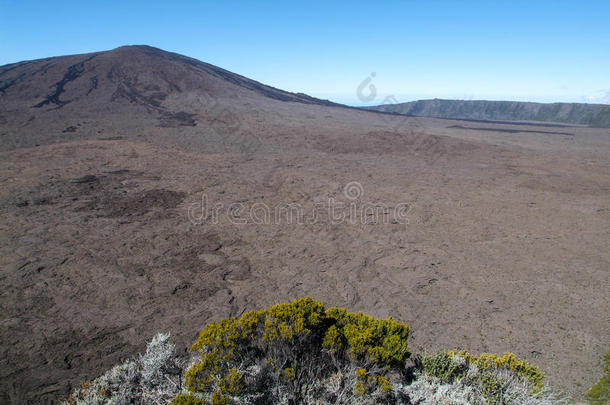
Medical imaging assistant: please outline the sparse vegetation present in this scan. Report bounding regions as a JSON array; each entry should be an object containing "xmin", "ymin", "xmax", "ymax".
[
  {"xmin": 184, "ymin": 297, "xmax": 410, "ymax": 404},
  {"xmin": 65, "ymin": 298, "xmax": 569, "ymax": 404},
  {"xmin": 414, "ymin": 351, "xmax": 557, "ymax": 404},
  {"xmin": 586, "ymin": 349, "xmax": 610, "ymax": 405},
  {"xmin": 65, "ymin": 332, "xmax": 184, "ymax": 404}
]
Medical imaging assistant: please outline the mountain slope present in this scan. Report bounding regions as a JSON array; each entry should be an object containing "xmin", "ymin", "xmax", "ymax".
[
  {"xmin": 0, "ymin": 45, "xmax": 340, "ymax": 150},
  {"xmin": 367, "ymin": 99, "xmax": 610, "ymax": 127},
  {"xmin": 0, "ymin": 45, "xmax": 337, "ymax": 110}
]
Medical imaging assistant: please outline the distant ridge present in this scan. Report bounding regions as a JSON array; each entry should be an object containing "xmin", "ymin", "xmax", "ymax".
[{"xmin": 366, "ymin": 99, "xmax": 610, "ymax": 128}]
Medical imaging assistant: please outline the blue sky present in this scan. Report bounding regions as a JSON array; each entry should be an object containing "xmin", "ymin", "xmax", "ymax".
[{"xmin": 1, "ymin": 0, "xmax": 608, "ymax": 105}]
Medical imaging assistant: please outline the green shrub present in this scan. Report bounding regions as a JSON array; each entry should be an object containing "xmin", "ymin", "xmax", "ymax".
[
  {"xmin": 478, "ymin": 371, "xmax": 506, "ymax": 403},
  {"xmin": 65, "ymin": 299, "xmax": 564, "ymax": 405},
  {"xmin": 65, "ymin": 333, "xmax": 183, "ymax": 404},
  {"xmin": 419, "ymin": 351, "xmax": 467, "ymax": 382},
  {"xmin": 323, "ymin": 307, "xmax": 411, "ymax": 367},
  {"xmin": 587, "ymin": 349, "xmax": 610, "ymax": 405},
  {"xmin": 185, "ymin": 297, "xmax": 411, "ymax": 404},
  {"xmin": 450, "ymin": 350, "xmax": 544, "ymax": 390},
  {"xmin": 414, "ymin": 350, "xmax": 553, "ymax": 405},
  {"xmin": 171, "ymin": 393, "xmax": 207, "ymax": 405}
]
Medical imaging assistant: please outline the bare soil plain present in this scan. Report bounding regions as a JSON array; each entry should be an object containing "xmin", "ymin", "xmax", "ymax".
[{"xmin": 1, "ymin": 46, "xmax": 609, "ymax": 403}]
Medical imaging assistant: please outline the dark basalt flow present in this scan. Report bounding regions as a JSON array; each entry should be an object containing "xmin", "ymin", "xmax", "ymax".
[
  {"xmin": 447, "ymin": 125, "xmax": 575, "ymax": 136},
  {"xmin": 157, "ymin": 111, "xmax": 197, "ymax": 127},
  {"xmin": 86, "ymin": 76, "xmax": 98, "ymax": 95},
  {"xmin": 33, "ymin": 54, "xmax": 98, "ymax": 108},
  {"xmin": 0, "ymin": 72, "xmax": 26, "ymax": 94}
]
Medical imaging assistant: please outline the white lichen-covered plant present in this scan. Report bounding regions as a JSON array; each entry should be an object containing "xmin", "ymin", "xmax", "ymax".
[
  {"xmin": 64, "ymin": 298, "xmax": 568, "ymax": 405},
  {"xmin": 65, "ymin": 332, "xmax": 185, "ymax": 405}
]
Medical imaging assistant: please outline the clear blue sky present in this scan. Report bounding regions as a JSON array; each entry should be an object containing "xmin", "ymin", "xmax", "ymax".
[{"xmin": 1, "ymin": 0, "xmax": 609, "ymax": 105}]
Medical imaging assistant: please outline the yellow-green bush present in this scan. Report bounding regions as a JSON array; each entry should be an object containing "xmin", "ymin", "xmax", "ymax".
[
  {"xmin": 65, "ymin": 301, "xmax": 560, "ymax": 405},
  {"xmin": 352, "ymin": 367, "xmax": 394, "ymax": 398},
  {"xmin": 419, "ymin": 351, "xmax": 466, "ymax": 382},
  {"xmin": 414, "ymin": 350, "xmax": 549, "ymax": 404},
  {"xmin": 450, "ymin": 350, "xmax": 544, "ymax": 389},
  {"xmin": 184, "ymin": 297, "xmax": 411, "ymax": 403},
  {"xmin": 323, "ymin": 307, "xmax": 411, "ymax": 367},
  {"xmin": 586, "ymin": 349, "xmax": 610, "ymax": 405},
  {"xmin": 170, "ymin": 393, "xmax": 207, "ymax": 405}
]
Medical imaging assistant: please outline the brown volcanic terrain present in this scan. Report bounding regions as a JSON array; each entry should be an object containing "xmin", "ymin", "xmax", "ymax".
[{"xmin": 1, "ymin": 46, "xmax": 609, "ymax": 403}]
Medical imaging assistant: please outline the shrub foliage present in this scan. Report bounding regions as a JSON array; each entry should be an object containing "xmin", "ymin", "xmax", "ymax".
[
  {"xmin": 586, "ymin": 349, "xmax": 610, "ymax": 405},
  {"xmin": 183, "ymin": 297, "xmax": 410, "ymax": 404},
  {"xmin": 415, "ymin": 350, "xmax": 556, "ymax": 404},
  {"xmin": 65, "ymin": 332, "xmax": 183, "ymax": 404},
  {"xmin": 65, "ymin": 298, "xmax": 566, "ymax": 405}
]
